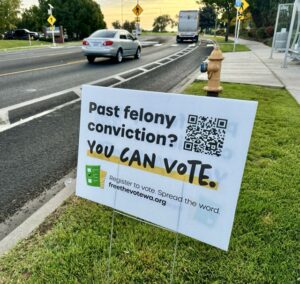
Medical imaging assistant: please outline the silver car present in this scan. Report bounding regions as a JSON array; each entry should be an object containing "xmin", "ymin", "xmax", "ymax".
[{"xmin": 82, "ymin": 29, "xmax": 142, "ymax": 63}]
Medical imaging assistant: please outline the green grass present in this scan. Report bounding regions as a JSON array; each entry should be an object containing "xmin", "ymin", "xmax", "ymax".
[
  {"xmin": 0, "ymin": 40, "xmax": 49, "ymax": 49},
  {"xmin": 0, "ymin": 83, "xmax": 299, "ymax": 283},
  {"xmin": 218, "ymin": 43, "xmax": 250, "ymax": 53},
  {"xmin": 203, "ymin": 35, "xmax": 234, "ymax": 44},
  {"xmin": 0, "ymin": 40, "xmax": 82, "ymax": 51},
  {"xmin": 202, "ymin": 36, "xmax": 250, "ymax": 53},
  {"xmin": 141, "ymin": 31, "xmax": 177, "ymax": 36}
]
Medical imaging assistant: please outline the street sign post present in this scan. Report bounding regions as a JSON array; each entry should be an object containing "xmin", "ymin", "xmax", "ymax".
[
  {"xmin": 47, "ymin": 15, "xmax": 56, "ymax": 26},
  {"xmin": 235, "ymin": 0, "xmax": 242, "ymax": 8},
  {"xmin": 132, "ymin": 3, "xmax": 143, "ymax": 38},
  {"xmin": 240, "ymin": 0, "xmax": 249, "ymax": 13},
  {"xmin": 47, "ymin": 5, "xmax": 56, "ymax": 47},
  {"xmin": 234, "ymin": 0, "xmax": 249, "ymax": 51},
  {"xmin": 132, "ymin": 4, "xmax": 143, "ymax": 16}
]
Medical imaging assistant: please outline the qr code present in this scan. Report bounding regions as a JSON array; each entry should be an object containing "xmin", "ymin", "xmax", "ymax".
[{"xmin": 184, "ymin": 115, "xmax": 228, "ymax": 157}]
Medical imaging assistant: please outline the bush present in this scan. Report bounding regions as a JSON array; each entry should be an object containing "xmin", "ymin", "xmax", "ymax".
[
  {"xmin": 256, "ymin": 27, "xmax": 268, "ymax": 39},
  {"xmin": 239, "ymin": 29, "xmax": 249, "ymax": 37},
  {"xmin": 265, "ymin": 26, "xmax": 274, "ymax": 37},
  {"xmin": 248, "ymin": 28, "xmax": 256, "ymax": 38},
  {"xmin": 229, "ymin": 25, "xmax": 235, "ymax": 34}
]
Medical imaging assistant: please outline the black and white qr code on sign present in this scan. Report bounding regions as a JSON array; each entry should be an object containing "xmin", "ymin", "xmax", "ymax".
[{"xmin": 184, "ymin": 115, "xmax": 228, "ymax": 157}]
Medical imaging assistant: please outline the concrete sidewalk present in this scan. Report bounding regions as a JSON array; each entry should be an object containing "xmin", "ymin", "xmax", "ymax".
[{"xmin": 198, "ymin": 38, "xmax": 300, "ymax": 104}]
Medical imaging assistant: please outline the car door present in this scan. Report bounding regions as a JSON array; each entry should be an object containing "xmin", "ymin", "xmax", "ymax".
[
  {"xmin": 126, "ymin": 33, "xmax": 138, "ymax": 55},
  {"xmin": 119, "ymin": 32, "xmax": 130, "ymax": 56},
  {"xmin": 14, "ymin": 30, "xmax": 21, "ymax": 39}
]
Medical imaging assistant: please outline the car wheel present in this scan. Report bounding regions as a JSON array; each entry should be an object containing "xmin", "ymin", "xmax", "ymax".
[
  {"xmin": 115, "ymin": 49, "xmax": 123, "ymax": 63},
  {"xmin": 87, "ymin": 56, "xmax": 95, "ymax": 63},
  {"xmin": 135, "ymin": 47, "xmax": 141, "ymax": 59}
]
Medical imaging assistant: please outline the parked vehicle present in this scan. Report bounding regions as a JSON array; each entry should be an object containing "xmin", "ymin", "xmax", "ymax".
[
  {"xmin": 82, "ymin": 29, "xmax": 142, "ymax": 63},
  {"xmin": 9, "ymin": 29, "xmax": 40, "ymax": 40},
  {"xmin": 177, "ymin": 10, "xmax": 200, "ymax": 43},
  {"xmin": 4, "ymin": 30, "xmax": 15, "ymax": 39}
]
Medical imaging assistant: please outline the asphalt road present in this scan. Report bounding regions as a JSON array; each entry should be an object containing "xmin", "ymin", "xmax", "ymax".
[
  {"xmin": 0, "ymin": 36, "xmax": 188, "ymax": 108},
  {"xmin": 0, "ymin": 36, "xmax": 212, "ymax": 230}
]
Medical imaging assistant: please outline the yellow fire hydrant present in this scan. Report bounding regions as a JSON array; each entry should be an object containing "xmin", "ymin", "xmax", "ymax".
[{"xmin": 200, "ymin": 46, "xmax": 224, "ymax": 97}]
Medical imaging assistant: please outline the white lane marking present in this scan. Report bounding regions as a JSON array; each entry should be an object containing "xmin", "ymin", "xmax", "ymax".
[
  {"xmin": 114, "ymin": 75, "xmax": 126, "ymax": 82},
  {"xmin": 171, "ymin": 44, "xmax": 179, "ymax": 47},
  {"xmin": 1, "ymin": 86, "xmax": 81, "ymax": 113},
  {"xmin": 154, "ymin": 44, "xmax": 163, "ymax": 47},
  {"xmin": 25, "ymin": 89, "xmax": 37, "ymax": 93},
  {"xmin": 0, "ymin": 59, "xmax": 85, "ymax": 78},
  {"xmin": 0, "ymin": 99, "xmax": 80, "ymax": 133},
  {"xmin": 0, "ymin": 44, "xmax": 199, "ymax": 132}
]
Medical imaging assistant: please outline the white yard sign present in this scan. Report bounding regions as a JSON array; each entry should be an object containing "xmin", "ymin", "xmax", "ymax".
[{"xmin": 76, "ymin": 85, "xmax": 257, "ymax": 251}]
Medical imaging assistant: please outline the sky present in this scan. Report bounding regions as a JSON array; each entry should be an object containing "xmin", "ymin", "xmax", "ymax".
[{"xmin": 22, "ymin": 0, "xmax": 200, "ymax": 30}]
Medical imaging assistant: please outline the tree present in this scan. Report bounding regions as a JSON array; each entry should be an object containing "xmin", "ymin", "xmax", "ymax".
[
  {"xmin": 18, "ymin": 5, "xmax": 43, "ymax": 31},
  {"xmin": 18, "ymin": 0, "xmax": 106, "ymax": 39},
  {"xmin": 0, "ymin": 0, "xmax": 21, "ymax": 33},
  {"xmin": 199, "ymin": 5, "xmax": 216, "ymax": 33},
  {"xmin": 122, "ymin": 20, "xmax": 135, "ymax": 32},
  {"xmin": 112, "ymin": 20, "xmax": 121, "ymax": 29},
  {"xmin": 152, "ymin": 15, "xmax": 175, "ymax": 32},
  {"xmin": 198, "ymin": 0, "xmax": 235, "ymax": 42},
  {"xmin": 249, "ymin": 0, "xmax": 291, "ymax": 28}
]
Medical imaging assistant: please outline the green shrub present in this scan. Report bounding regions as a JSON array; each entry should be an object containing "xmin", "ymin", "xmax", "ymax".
[
  {"xmin": 229, "ymin": 25, "xmax": 235, "ymax": 34},
  {"xmin": 265, "ymin": 26, "xmax": 274, "ymax": 37},
  {"xmin": 239, "ymin": 29, "xmax": 249, "ymax": 37},
  {"xmin": 248, "ymin": 28, "xmax": 256, "ymax": 38},
  {"xmin": 256, "ymin": 27, "xmax": 268, "ymax": 39}
]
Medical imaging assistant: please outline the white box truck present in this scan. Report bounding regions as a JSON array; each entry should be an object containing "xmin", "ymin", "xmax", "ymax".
[{"xmin": 177, "ymin": 10, "xmax": 200, "ymax": 43}]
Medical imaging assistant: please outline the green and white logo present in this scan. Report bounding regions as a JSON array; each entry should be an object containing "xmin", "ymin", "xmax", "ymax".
[
  {"xmin": 86, "ymin": 165, "xmax": 107, "ymax": 189},
  {"xmin": 86, "ymin": 165, "xmax": 100, "ymax": 187}
]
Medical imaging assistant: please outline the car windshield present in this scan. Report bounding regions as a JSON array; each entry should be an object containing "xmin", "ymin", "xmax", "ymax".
[{"xmin": 90, "ymin": 30, "xmax": 116, "ymax": 38}]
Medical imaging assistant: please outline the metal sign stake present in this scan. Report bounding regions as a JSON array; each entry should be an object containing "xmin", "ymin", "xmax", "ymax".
[
  {"xmin": 169, "ymin": 180, "xmax": 185, "ymax": 284},
  {"xmin": 106, "ymin": 162, "xmax": 120, "ymax": 281}
]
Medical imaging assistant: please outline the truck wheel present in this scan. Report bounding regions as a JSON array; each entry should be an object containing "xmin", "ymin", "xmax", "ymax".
[{"xmin": 87, "ymin": 56, "xmax": 95, "ymax": 63}]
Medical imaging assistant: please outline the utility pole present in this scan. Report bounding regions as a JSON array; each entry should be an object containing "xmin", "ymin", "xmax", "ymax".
[{"xmin": 48, "ymin": 4, "xmax": 56, "ymax": 47}]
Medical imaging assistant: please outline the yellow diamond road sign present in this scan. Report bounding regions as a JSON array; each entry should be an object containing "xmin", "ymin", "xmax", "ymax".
[
  {"xmin": 47, "ymin": 15, "xmax": 56, "ymax": 26},
  {"xmin": 238, "ymin": 0, "xmax": 249, "ymax": 13},
  {"xmin": 132, "ymin": 4, "xmax": 143, "ymax": 16}
]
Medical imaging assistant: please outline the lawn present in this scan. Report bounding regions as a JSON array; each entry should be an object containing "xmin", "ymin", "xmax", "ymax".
[
  {"xmin": 202, "ymin": 35, "xmax": 250, "ymax": 52},
  {"xmin": 0, "ymin": 40, "xmax": 82, "ymax": 51},
  {"xmin": 0, "ymin": 40, "xmax": 49, "ymax": 50},
  {"xmin": 142, "ymin": 31, "xmax": 177, "ymax": 36},
  {"xmin": 0, "ymin": 83, "xmax": 299, "ymax": 283},
  {"xmin": 218, "ymin": 43, "xmax": 250, "ymax": 52}
]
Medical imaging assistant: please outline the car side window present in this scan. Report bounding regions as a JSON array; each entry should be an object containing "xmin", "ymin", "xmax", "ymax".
[
  {"xmin": 120, "ymin": 34, "xmax": 127, "ymax": 40},
  {"xmin": 126, "ymin": 34, "xmax": 134, "ymax": 40}
]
